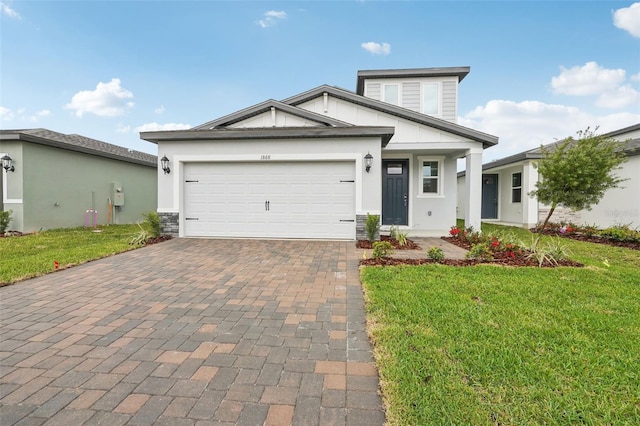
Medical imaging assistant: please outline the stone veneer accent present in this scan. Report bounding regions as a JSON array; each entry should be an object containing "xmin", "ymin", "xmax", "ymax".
[
  {"xmin": 159, "ymin": 212, "xmax": 179, "ymax": 236},
  {"xmin": 356, "ymin": 214, "xmax": 379, "ymax": 241}
]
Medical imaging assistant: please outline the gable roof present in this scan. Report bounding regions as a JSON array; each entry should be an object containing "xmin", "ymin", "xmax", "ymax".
[
  {"xmin": 0, "ymin": 128, "xmax": 157, "ymax": 167},
  {"xmin": 356, "ymin": 66, "xmax": 471, "ymax": 95},
  {"xmin": 282, "ymin": 85, "xmax": 498, "ymax": 148},
  {"xmin": 457, "ymin": 123, "xmax": 640, "ymax": 176},
  {"xmin": 193, "ymin": 99, "xmax": 354, "ymax": 130}
]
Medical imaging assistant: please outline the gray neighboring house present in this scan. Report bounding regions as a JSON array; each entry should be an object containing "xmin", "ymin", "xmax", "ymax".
[
  {"xmin": 0, "ymin": 128, "xmax": 158, "ymax": 233},
  {"xmin": 457, "ymin": 123, "xmax": 640, "ymax": 229}
]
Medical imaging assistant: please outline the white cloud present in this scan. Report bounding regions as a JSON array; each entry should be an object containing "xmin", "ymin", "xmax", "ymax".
[
  {"xmin": 361, "ymin": 41, "xmax": 391, "ymax": 55},
  {"xmin": 613, "ymin": 2, "xmax": 640, "ymax": 38},
  {"xmin": 0, "ymin": 2, "xmax": 20, "ymax": 19},
  {"xmin": 116, "ymin": 123, "xmax": 131, "ymax": 133},
  {"xmin": 66, "ymin": 78, "xmax": 134, "ymax": 117},
  {"xmin": 596, "ymin": 84, "xmax": 640, "ymax": 109},
  {"xmin": 0, "ymin": 106, "xmax": 15, "ymax": 121},
  {"xmin": 135, "ymin": 122, "xmax": 191, "ymax": 132},
  {"xmin": 631, "ymin": 72, "xmax": 640, "ymax": 82},
  {"xmin": 258, "ymin": 10, "xmax": 286, "ymax": 28},
  {"xmin": 460, "ymin": 99, "xmax": 640, "ymax": 163},
  {"xmin": 0, "ymin": 106, "xmax": 52, "ymax": 123},
  {"xmin": 154, "ymin": 104, "xmax": 165, "ymax": 114},
  {"xmin": 551, "ymin": 62, "xmax": 640, "ymax": 109},
  {"xmin": 551, "ymin": 62, "xmax": 625, "ymax": 96}
]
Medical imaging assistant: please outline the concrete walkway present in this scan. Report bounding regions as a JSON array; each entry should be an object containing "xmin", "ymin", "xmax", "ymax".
[{"xmin": 0, "ymin": 239, "xmax": 385, "ymax": 425}]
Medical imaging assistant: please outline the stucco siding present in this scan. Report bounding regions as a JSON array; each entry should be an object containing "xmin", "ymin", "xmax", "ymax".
[
  {"xmin": 21, "ymin": 143, "xmax": 157, "ymax": 232},
  {"xmin": 156, "ymin": 137, "xmax": 382, "ymax": 221},
  {"xmin": 578, "ymin": 155, "xmax": 640, "ymax": 227}
]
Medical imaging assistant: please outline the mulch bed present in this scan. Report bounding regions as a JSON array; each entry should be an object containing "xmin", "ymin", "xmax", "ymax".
[
  {"xmin": 0, "ymin": 231, "xmax": 28, "ymax": 238},
  {"xmin": 356, "ymin": 235, "xmax": 421, "ymax": 250},
  {"xmin": 530, "ymin": 229, "xmax": 640, "ymax": 250},
  {"xmin": 145, "ymin": 235, "xmax": 173, "ymax": 245},
  {"xmin": 360, "ymin": 236, "xmax": 584, "ymax": 267}
]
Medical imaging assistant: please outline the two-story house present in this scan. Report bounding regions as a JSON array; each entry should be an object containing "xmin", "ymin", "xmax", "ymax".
[{"xmin": 141, "ymin": 67, "xmax": 498, "ymax": 239}]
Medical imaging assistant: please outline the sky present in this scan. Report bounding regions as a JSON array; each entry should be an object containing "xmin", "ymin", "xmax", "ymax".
[{"xmin": 1, "ymin": 1, "xmax": 639, "ymax": 164}]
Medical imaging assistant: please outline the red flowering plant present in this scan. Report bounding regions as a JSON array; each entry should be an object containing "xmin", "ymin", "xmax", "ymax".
[{"xmin": 449, "ymin": 226, "xmax": 461, "ymax": 237}]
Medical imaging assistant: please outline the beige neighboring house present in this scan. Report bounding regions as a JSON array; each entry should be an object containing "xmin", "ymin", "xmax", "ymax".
[
  {"xmin": 457, "ymin": 123, "xmax": 640, "ymax": 229},
  {"xmin": 141, "ymin": 67, "xmax": 499, "ymax": 239},
  {"xmin": 1, "ymin": 129, "xmax": 158, "ymax": 233}
]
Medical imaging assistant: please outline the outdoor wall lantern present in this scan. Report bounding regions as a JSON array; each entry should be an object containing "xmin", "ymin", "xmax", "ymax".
[
  {"xmin": 1, "ymin": 154, "xmax": 15, "ymax": 172},
  {"xmin": 160, "ymin": 155, "xmax": 171, "ymax": 174},
  {"xmin": 364, "ymin": 152, "xmax": 373, "ymax": 173}
]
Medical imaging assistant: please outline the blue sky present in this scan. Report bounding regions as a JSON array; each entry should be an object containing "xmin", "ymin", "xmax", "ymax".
[{"xmin": 1, "ymin": 1, "xmax": 639, "ymax": 162}]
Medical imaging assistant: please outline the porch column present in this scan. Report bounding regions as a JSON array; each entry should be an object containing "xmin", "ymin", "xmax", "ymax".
[{"xmin": 464, "ymin": 148, "xmax": 483, "ymax": 231}]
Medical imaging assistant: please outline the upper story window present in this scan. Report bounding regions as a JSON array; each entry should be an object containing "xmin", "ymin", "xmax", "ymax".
[
  {"xmin": 383, "ymin": 84, "xmax": 399, "ymax": 105},
  {"xmin": 512, "ymin": 172, "xmax": 522, "ymax": 203},
  {"xmin": 418, "ymin": 156, "xmax": 443, "ymax": 196},
  {"xmin": 423, "ymin": 83, "xmax": 440, "ymax": 115}
]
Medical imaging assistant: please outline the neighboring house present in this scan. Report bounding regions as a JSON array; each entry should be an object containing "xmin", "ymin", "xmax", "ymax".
[
  {"xmin": 141, "ymin": 67, "xmax": 498, "ymax": 239},
  {"xmin": 0, "ymin": 129, "xmax": 158, "ymax": 233},
  {"xmin": 457, "ymin": 123, "xmax": 640, "ymax": 229}
]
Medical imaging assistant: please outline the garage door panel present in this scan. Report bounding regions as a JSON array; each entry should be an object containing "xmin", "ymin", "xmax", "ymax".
[{"xmin": 184, "ymin": 161, "xmax": 355, "ymax": 239}]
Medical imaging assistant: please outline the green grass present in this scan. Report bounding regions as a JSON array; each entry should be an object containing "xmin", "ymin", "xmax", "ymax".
[
  {"xmin": 0, "ymin": 225, "xmax": 143, "ymax": 285},
  {"xmin": 362, "ymin": 224, "xmax": 640, "ymax": 425}
]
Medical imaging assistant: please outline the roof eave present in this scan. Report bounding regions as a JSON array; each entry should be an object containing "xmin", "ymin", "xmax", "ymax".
[
  {"xmin": 283, "ymin": 85, "xmax": 498, "ymax": 148},
  {"xmin": 141, "ymin": 126, "xmax": 395, "ymax": 147},
  {"xmin": 2, "ymin": 132, "xmax": 156, "ymax": 167}
]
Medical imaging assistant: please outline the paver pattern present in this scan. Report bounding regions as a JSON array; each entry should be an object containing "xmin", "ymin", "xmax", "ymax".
[{"xmin": 1, "ymin": 239, "xmax": 386, "ymax": 425}]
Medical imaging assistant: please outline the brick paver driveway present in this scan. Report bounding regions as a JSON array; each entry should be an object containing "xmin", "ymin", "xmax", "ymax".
[{"xmin": 1, "ymin": 239, "xmax": 385, "ymax": 425}]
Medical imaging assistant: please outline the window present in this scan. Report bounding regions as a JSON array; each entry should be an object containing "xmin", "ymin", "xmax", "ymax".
[
  {"xmin": 418, "ymin": 157, "xmax": 443, "ymax": 196},
  {"xmin": 386, "ymin": 163, "xmax": 403, "ymax": 175},
  {"xmin": 512, "ymin": 172, "xmax": 522, "ymax": 203},
  {"xmin": 422, "ymin": 83, "xmax": 440, "ymax": 115},
  {"xmin": 383, "ymin": 84, "xmax": 399, "ymax": 105}
]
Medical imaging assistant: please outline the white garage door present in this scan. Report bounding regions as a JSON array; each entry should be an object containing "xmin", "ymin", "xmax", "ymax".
[{"xmin": 183, "ymin": 161, "xmax": 356, "ymax": 239}]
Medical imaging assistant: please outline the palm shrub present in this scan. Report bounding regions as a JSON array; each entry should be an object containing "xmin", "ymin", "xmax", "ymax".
[{"xmin": 143, "ymin": 211, "xmax": 161, "ymax": 238}]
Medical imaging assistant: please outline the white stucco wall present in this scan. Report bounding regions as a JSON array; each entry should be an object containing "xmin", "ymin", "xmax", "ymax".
[
  {"xmin": 578, "ymin": 155, "xmax": 640, "ymax": 227},
  {"xmin": 157, "ymin": 136, "xmax": 383, "ymax": 219}
]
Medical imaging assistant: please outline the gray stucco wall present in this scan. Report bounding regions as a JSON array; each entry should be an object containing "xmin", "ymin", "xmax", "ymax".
[{"xmin": 6, "ymin": 142, "xmax": 157, "ymax": 232}]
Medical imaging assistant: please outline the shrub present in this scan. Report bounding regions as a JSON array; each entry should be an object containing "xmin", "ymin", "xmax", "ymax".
[
  {"xmin": 365, "ymin": 213, "xmax": 380, "ymax": 242},
  {"xmin": 143, "ymin": 211, "xmax": 161, "ymax": 238},
  {"xmin": 427, "ymin": 247, "xmax": 445, "ymax": 261},
  {"xmin": 465, "ymin": 243, "xmax": 493, "ymax": 261},
  {"xmin": 0, "ymin": 210, "xmax": 12, "ymax": 233},
  {"xmin": 599, "ymin": 224, "xmax": 639, "ymax": 243},
  {"xmin": 580, "ymin": 223, "xmax": 599, "ymax": 238},
  {"xmin": 396, "ymin": 230, "xmax": 409, "ymax": 247},
  {"xmin": 372, "ymin": 241, "xmax": 394, "ymax": 259},
  {"xmin": 130, "ymin": 223, "xmax": 151, "ymax": 245},
  {"xmin": 449, "ymin": 226, "xmax": 461, "ymax": 237}
]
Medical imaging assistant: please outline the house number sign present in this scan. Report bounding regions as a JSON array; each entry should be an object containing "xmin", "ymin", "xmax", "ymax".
[{"xmin": 260, "ymin": 155, "xmax": 271, "ymax": 160}]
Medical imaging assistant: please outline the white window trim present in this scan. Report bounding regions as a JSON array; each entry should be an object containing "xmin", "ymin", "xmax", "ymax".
[
  {"xmin": 382, "ymin": 83, "xmax": 399, "ymax": 106},
  {"xmin": 417, "ymin": 156, "xmax": 444, "ymax": 198},
  {"xmin": 512, "ymin": 172, "xmax": 522, "ymax": 203},
  {"xmin": 422, "ymin": 82, "xmax": 442, "ymax": 116}
]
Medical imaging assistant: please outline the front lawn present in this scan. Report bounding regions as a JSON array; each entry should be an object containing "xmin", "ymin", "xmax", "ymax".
[
  {"xmin": 0, "ymin": 224, "xmax": 145, "ymax": 285},
  {"xmin": 361, "ymin": 224, "xmax": 640, "ymax": 425}
]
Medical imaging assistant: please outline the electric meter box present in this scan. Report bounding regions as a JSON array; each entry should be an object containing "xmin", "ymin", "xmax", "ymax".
[{"xmin": 113, "ymin": 192, "xmax": 125, "ymax": 206}]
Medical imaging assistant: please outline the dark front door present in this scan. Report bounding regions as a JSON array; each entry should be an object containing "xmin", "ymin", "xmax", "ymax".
[
  {"xmin": 382, "ymin": 160, "xmax": 409, "ymax": 225},
  {"xmin": 481, "ymin": 174, "xmax": 499, "ymax": 219}
]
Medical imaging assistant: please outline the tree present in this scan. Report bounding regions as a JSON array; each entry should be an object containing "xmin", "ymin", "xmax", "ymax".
[{"xmin": 530, "ymin": 127, "xmax": 628, "ymax": 241}]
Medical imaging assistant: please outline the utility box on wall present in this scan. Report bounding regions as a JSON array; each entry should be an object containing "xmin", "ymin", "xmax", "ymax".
[
  {"xmin": 113, "ymin": 192, "xmax": 125, "ymax": 206},
  {"xmin": 112, "ymin": 182, "xmax": 124, "ymax": 207}
]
